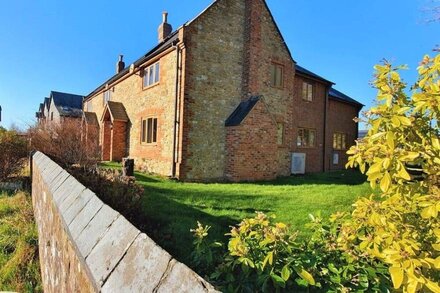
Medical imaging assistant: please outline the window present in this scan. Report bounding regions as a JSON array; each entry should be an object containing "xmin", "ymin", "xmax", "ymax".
[
  {"xmin": 302, "ymin": 82, "xmax": 313, "ymax": 101},
  {"xmin": 51, "ymin": 112, "xmax": 54, "ymax": 121},
  {"xmin": 297, "ymin": 128, "xmax": 316, "ymax": 148},
  {"xmin": 103, "ymin": 90, "xmax": 111, "ymax": 105},
  {"xmin": 277, "ymin": 123, "xmax": 284, "ymax": 145},
  {"xmin": 333, "ymin": 133, "xmax": 347, "ymax": 150},
  {"xmin": 141, "ymin": 118, "xmax": 158, "ymax": 144},
  {"xmin": 143, "ymin": 62, "xmax": 160, "ymax": 88},
  {"xmin": 271, "ymin": 63, "xmax": 284, "ymax": 88}
]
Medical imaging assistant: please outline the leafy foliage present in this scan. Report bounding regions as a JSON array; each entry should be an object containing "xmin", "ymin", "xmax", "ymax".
[
  {"xmin": 0, "ymin": 127, "xmax": 28, "ymax": 181},
  {"xmin": 344, "ymin": 53, "xmax": 440, "ymax": 292},
  {"xmin": 191, "ymin": 213, "xmax": 390, "ymax": 292},
  {"xmin": 191, "ymin": 53, "xmax": 440, "ymax": 292}
]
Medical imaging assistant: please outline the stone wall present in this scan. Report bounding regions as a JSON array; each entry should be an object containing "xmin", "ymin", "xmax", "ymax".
[
  {"xmin": 31, "ymin": 151, "xmax": 217, "ymax": 292},
  {"xmin": 181, "ymin": 0, "xmax": 246, "ymax": 181}
]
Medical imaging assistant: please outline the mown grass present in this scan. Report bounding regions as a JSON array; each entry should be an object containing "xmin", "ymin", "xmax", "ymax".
[
  {"xmin": 101, "ymin": 162, "xmax": 371, "ymax": 266},
  {"xmin": 0, "ymin": 190, "xmax": 42, "ymax": 292}
]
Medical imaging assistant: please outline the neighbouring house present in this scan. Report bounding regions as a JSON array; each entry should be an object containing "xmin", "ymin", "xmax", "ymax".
[
  {"xmin": 36, "ymin": 91, "xmax": 84, "ymax": 124},
  {"xmin": 0, "ymin": 105, "xmax": 2, "ymax": 123},
  {"xmin": 83, "ymin": 0, "xmax": 364, "ymax": 182}
]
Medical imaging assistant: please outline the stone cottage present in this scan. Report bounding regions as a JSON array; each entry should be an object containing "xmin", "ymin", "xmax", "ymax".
[{"xmin": 83, "ymin": 0, "xmax": 364, "ymax": 182}]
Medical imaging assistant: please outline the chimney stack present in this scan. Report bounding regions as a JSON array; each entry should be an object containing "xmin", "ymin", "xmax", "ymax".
[
  {"xmin": 116, "ymin": 55, "xmax": 125, "ymax": 74},
  {"xmin": 158, "ymin": 11, "xmax": 172, "ymax": 43}
]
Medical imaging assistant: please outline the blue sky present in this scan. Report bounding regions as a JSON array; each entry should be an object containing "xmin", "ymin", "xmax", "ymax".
[{"xmin": 0, "ymin": 0, "xmax": 438, "ymax": 129}]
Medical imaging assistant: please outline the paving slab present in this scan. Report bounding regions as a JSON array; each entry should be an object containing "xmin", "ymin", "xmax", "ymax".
[
  {"xmin": 86, "ymin": 215, "xmax": 140, "ymax": 287},
  {"xmin": 68, "ymin": 195, "xmax": 103, "ymax": 240},
  {"xmin": 101, "ymin": 233, "xmax": 172, "ymax": 293},
  {"xmin": 76, "ymin": 205, "xmax": 119, "ymax": 258}
]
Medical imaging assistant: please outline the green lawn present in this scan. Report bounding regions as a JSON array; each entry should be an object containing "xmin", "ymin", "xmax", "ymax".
[
  {"xmin": 0, "ymin": 190, "xmax": 41, "ymax": 292},
  {"xmin": 101, "ymin": 163, "xmax": 371, "ymax": 266}
]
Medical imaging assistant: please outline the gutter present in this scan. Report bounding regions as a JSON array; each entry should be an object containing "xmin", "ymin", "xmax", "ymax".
[
  {"xmin": 323, "ymin": 86, "xmax": 329, "ymax": 172},
  {"xmin": 171, "ymin": 41, "xmax": 181, "ymax": 178}
]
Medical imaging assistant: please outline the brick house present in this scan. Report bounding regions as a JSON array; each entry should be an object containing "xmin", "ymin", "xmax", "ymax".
[{"xmin": 83, "ymin": 0, "xmax": 363, "ymax": 182}]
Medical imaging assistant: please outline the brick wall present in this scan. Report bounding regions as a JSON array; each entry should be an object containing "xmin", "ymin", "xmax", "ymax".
[
  {"xmin": 225, "ymin": 99, "xmax": 278, "ymax": 181},
  {"xmin": 326, "ymin": 99, "xmax": 360, "ymax": 170},
  {"xmin": 32, "ymin": 152, "xmax": 218, "ymax": 292},
  {"xmin": 244, "ymin": 0, "xmax": 296, "ymax": 177},
  {"xmin": 110, "ymin": 121, "xmax": 127, "ymax": 162},
  {"xmin": 291, "ymin": 75, "xmax": 329, "ymax": 173}
]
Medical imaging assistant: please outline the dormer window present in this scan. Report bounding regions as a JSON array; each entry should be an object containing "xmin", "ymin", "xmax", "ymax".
[
  {"xmin": 302, "ymin": 82, "xmax": 313, "ymax": 101},
  {"xmin": 143, "ymin": 62, "xmax": 160, "ymax": 88}
]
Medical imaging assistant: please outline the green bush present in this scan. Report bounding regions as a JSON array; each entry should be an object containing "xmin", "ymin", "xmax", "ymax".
[{"xmin": 191, "ymin": 213, "xmax": 390, "ymax": 292}]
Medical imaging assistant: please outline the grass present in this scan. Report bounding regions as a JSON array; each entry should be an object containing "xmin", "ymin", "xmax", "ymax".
[
  {"xmin": 0, "ymin": 190, "xmax": 42, "ymax": 292},
  {"xmin": 101, "ymin": 162, "xmax": 371, "ymax": 266}
]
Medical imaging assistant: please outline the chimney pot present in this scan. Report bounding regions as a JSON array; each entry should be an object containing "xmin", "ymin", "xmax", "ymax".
[
  {"xmin": 116, "ymin": 54, "xmax": 125, "ymax": 74},
  {"xmin": 162, "ymin": 11, "xmax": 168, "ymax": 23}
]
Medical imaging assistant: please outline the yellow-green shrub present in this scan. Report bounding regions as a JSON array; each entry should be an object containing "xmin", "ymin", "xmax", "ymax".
[{"xmin": 344, "ymin": 53, "xmax": 440, "ymax": 292}]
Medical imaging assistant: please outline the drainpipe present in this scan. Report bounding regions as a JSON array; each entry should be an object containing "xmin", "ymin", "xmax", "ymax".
[
  {"xmin": 171, "ymin": 41, "xmax": 181, "ymax": 178},
  {"xmin": 323, "ymin": 86, "xmax": 329, "ymax": 172}
]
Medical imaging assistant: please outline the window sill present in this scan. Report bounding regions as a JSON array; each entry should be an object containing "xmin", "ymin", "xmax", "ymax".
[
  {"xmin": 142, "ymin": 82, "xmax": 160, "ymax": 91},
  {"xmin": 296, "ymin": 146, "xmax": 317, "ymax": 150},
  {"xmin": 140, "ymin": 142, "xmax": 158, "ymax": 146}
]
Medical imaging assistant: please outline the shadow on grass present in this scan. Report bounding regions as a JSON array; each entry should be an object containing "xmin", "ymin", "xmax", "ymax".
[
  {"xmin": 252, "ymin": 169, "xmax": 367, "ymax": 186},
  {"xmin": 138, "ymin": 186, "xmax": 240, "ymax": 266},
  {"xmin": 134, "ymin": 173, "xmax": 161, "ymax": 183}
]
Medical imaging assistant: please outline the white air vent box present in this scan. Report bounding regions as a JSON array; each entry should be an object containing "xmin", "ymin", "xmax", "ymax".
[{"xmin": 291, "ymin": 153, "xmax": 306, "ymax": 175}]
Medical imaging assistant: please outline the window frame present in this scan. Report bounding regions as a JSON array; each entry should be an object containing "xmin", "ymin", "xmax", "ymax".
[
  {"xmin": 297, "ymin": 128, "xmax": 317, "ymax": 148},
  {"xmin": 142, "ymin": 62, "xmax": 160, "ymax": 89},
  {"xmin": 302, "ymin": 81, "xmax": 314, "ymax": 102},
  {"xmin": 140, "ymin": 117, "xmax": 158, "ymax": 145},
  {"xmin": 270, "ymin": 62, "xmax": 284, "ymax": 89},
  {"xmin": 333, "ymin": 132, "xmax": 347, "ymax": 150},
  {"xmin": 103, "ymin": 90, "xmax": 111, "ymax": 106}
]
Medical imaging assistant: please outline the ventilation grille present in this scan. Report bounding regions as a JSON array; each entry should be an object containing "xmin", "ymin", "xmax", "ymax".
[{"xmin": 291, "ymin": 153, "xmax": 306, "ymax": 175}]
